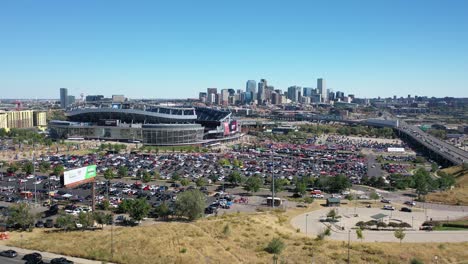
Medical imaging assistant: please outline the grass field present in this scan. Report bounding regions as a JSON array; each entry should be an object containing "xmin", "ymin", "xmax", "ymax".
[
  {"xmin": 426, "ymin": 165, "xmax": 468, "ymax": 205},
  {"xmin": 4, "ymin": 206, "xmax": 468, "ymax": 264}
]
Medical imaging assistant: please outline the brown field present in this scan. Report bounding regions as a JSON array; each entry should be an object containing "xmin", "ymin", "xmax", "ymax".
[
  {"xmin": 427, "ymin": 165, "xmax": 468, "ymax": 205},
  {"xmin": 4, "ymin": 205, "xmax": 468, "ymax": 264}
]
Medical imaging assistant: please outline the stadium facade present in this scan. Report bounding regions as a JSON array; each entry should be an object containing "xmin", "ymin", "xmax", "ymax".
[{"xmin": 49, "ymin": 105, "xmax": 239, "ymax": 145}]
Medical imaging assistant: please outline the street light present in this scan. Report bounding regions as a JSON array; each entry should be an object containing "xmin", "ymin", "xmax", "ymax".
[{"xmin": 347, "ymin": 229, "xmax": 351, "ymax": 264}]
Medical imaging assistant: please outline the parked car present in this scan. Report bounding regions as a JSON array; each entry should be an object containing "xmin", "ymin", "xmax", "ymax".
[
  {"xmin": 51, "ymin": 257, "xmax": 74, "ymax": 264},
  {"xmin": 401, "ymin": 207, "xmax": 412, "ymax": 212},
  {"xmin": 382, "ymin": 205, "xmax": 395, "ymax": 210},
  {"xmin": 380, "ymin": 199, "xmax": 391, "ymax": 203},
  {"xmin": 0, "ymin": 250, "xmax": 18, "ymax": 258},
  {"xmin": 45, "ymin": 219, "xmax": 54, "ymax": 228},
  {"xmin": 22, "ymin": 252, "xmax": 42, "ymax": 262},
  {"xmin": 35, "ymin": 221, "xmax": 45, "ymax": 228},
  {"xmin": 404, "ymin": 201, "xmax": 416, "ymax": 206}
]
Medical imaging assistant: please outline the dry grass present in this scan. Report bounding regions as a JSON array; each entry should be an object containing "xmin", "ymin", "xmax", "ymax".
[
  {"xmin": 427, "ymin": 165, "xmax": 468, "ymax": 205},
  {"xmin": 4, "ymin": 208, "xmax": 468, "ymax": 264}
]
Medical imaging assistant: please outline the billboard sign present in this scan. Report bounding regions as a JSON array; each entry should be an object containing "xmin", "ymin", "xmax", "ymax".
[{"xmin": 63, "ymin": 165, "xmax": 97, "ymax": 187}]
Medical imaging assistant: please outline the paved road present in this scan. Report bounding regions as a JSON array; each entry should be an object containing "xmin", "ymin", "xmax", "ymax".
[
  {"xmin": 291, "ymin": 206, "xmax": 468, "ymax": 242},
  {"xmin": 0, "ymin": 245, "xmax": 105, "ymax": 264},
  {"xmin": 366, "ymin": 154, "xmax": 383, "ymax": 178}
]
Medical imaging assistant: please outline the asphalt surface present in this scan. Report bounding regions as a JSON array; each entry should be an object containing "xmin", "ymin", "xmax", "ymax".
[{"xmin": 366, "ymin": 154, "xmax": 383, "ymax": 178}]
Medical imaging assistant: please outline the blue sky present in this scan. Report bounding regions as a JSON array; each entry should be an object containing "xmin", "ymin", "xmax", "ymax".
[{"xmin": 1, "ymin": 0, "xmax": 467, "ymax": 99}]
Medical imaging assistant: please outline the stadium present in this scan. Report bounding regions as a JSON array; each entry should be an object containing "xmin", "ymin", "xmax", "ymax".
[{"xmin": 49, "ymin": 105, "xmax": 239, "ymax": 145}]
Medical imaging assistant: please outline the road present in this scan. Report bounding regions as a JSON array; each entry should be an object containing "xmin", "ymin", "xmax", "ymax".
[
  {"xmin": 0, "ymin": 245, "xmax": 103, "ymax": 264},
  {"xmin": 397, "ymin": 123, "xmax": 468, "ymax": 165},
  {"xmin": 366, "ymin": 154, "xmax": 383, "ymax": 178}
]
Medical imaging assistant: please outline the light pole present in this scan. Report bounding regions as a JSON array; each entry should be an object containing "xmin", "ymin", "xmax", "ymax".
[
  {"xmin": 347, "ymin": 229, "xmax": 351, "ymax": 264},
  {"xmin": 271, "ymin": 150, "xmax": 275, "ymax": 208},
  {"xmin": 33, "ymin": 151, "xmax": 37, "ymax": 206}
]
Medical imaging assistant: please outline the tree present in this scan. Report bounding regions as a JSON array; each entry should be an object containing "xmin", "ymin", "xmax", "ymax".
[
  {"xmin": 93, "ymin": 212, "xmax": 112, "ymax": 228},
  {"xmin": 7, "ymin": 163, "xmax": 19, "ymax": 174},
  {"xmin": 294, "ymin": 180, "xmax": 307, "ymax": 196},
  {"xmin": 271, "ymin": 178, "xmax": 288, "ymax": 193},
  {"xmin": 172, "ymin": 173, "xmax": 181, "ymax": 182},
  {"xmin": 227, "ymin": 171, "xmax": 243, "ymax": 186},
  {"xmin": 394, "ymin": 228, "xmax": 406, "ymax": 244},
  {"xmin": 8, "ymin": 203, "xmax": 35, "ymax": 230},
  {"xmin": 127, "ymin": 198, "xmax": 151, "ymax": 222},
  {"xmin": 53, "ymin": 164, "xmax": 64, "ymax": 176},
  {"xmin": 244, "ymin": 176, "xmax": 263, "ymax": 194},
  {"xmin": 326, "ymin": 209, "xmax": 337, "ymax": 220},
  {"xmin": 117, "ymin": 166, "xmax": 128, "ymax": 178},
  {"xmin": 56, "ymin": 213, "xmax": 75, "ymax": 231},
  {"xmin": 175, "ymin": 190, "xmax": 206, "ymax": 221},
  {"xmin": 180, "ymin": 178, "xmax": 190, "ymax": 186},
  {"xmin": 356, "ymin": 228, "xmax": 364, "ymax": 242},
  {"xmin": 39, "ymin": 161, "xmax": 51, "ymax": 173},
  {"xmin": 154, "ymin": 202, "xmax": 171, "ymax": 220},
  {"xmin": 195, "ymin": 177, "xmax": 207, "ymax": 188},
  {"xmin": 22, "ymin": 161, "xmax": 34, "ymax": 175},
  {"xmin": 370, "ymin": 192, "xmax": 380, "ymax": 204},
  {"xmin": 141, "ymin": 171, "xmax": 152, "ymax": 183},
  {"xmin": 77, "ymin": 212, "xmax": 94, "ymax": 230}
]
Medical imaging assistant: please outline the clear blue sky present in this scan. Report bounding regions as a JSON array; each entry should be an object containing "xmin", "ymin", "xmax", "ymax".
[{"xmin": 1, "ymin": 0, "xmax": 467, "ymax": 99}]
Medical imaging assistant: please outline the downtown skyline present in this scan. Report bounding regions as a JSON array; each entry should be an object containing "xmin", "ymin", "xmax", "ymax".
[{"xmin": 1, "ymin": 0, "xmax": 467, "ymax": 99}]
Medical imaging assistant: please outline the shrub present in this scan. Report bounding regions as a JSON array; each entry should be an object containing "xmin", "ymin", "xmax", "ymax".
[
  {"xmin": 410, "ymin": 258, "xmax": 424, "ymax": 264},
  {"xmin": 265, "ymin": 237, "xmax": 286, "ymax": 254}
]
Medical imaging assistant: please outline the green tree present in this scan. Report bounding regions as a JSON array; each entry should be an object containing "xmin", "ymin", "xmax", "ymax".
[
  {"xmin": 180, "ymin": 178, "xmax": 190, "ymax": 186},
  {"xmin": 93, "ymin": 212, "xmax": 112, "ymax": 228},
  {"xmin": 7, "ymin": 163, "xmax": 19, "ymax": 174},
  {"xmin": 227, "ymin": 171, "xmax": 243, "ymax": 186},
  {"xmin": 117, "ymin": 166, "xmax": 128, "ymax": 178},
  {"xmin": 22, "ymin": 161, "xmax": 34, "ymax": 175},
  {"xmin": 326, "ymin": 209, "xmax": 337, "ymax": 220},
  {"xmin": 154, "ymin": 202, "xmax": 171, "ymax": 220},
  {"xmin": 244, "ymin": 176, "xmax": 263, "ymax": 194},
  {"xmin": 175, "ymin": 190, "xmax": 206, "ymax": 221},
  {"xmin": 141, "ymin": 171, "xmax": 152, "ymax": 183},
  {"xmin": 271, "ymin": 178, "xmax": 288, "ymax": 193},
  {"xmin": 128, "ymin": 198, "xmax": 151, "ymax": 222},
  {"xmin": 77, "ymin": 212, "xmax": 94, "ymax": 230},
  {"xmin": 370, "ymin": 192, "xmax": 380, "ymax": 204},
  {"xmin": 356, "ymin": 228, "xmax": 364, "ymax": 242},
  {"xmin": 294, "ymin": 180, "xmax": 307, "ymax": 196},
  {"xmin": 7, "ymin": 203, "xmax": 35, "ymax": 230},
  {"xmin": 394, "ymin": 228, "xmax": 406, "ymax": 244},
  {"xmin": 195, "ymin": 177, "xmax": 207, "ymax": 187},
  {"xmin": 53, "ymin": 164, "xmax": 65, "ymax": 176},
  {"xmin": 39, "ymin": 161, "xmax": 51, "ymax": 173},
  {"xmin": 172, "ymin": 173, "xmax": 181, "ymax": 182},
  {"xmin": 56, "ymin": 213, "xmax": 75, "ymax": 231}
]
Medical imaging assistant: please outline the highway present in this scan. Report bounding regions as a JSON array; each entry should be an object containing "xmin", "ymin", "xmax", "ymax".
[{"xmin": 397, "ymin": 122, "xmax": 468, "ymax": 166}]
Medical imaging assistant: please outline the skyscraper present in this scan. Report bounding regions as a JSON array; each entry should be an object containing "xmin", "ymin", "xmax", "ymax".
[
  {"xmin": 60, "ymin": 88, "xmax": 68, "ymax": 108},
  {"xmin": 317, "ymin": 78, "xmax": 327, "ymax": 103},
  {"xmin": 287, "ymin": 86, "xmax": 302, "ymax": 102},
  {"xmin": 257, "ymin": 80, "xmax": 266, "ymax": 104},
  {"xmin": 246, "ymin": 80, "xmax": 256, "ymax": 94},
  {"xmin": 207, "ymin": 88, "xmax": 217, "ymax": 104}
]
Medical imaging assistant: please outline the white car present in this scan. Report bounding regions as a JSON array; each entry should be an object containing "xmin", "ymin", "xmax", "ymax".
[
  {"xmin": 49, "ymin": 176, "xmax": 59, "ymax": 181},
  {"xmin": 312, "ymin": 194, "xmax": 324, "ymax": 199},
  {"xmin": 26, "ymin": 175, "xmax": 35, "ymax": 179}
]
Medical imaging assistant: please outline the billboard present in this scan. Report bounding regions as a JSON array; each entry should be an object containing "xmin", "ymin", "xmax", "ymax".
[{"xmin": 63, "ymin": 165, "xmax": 97, "ymax": 186}]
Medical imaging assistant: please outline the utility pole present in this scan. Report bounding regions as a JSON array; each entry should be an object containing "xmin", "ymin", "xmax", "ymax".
[
  {"xmin": 111, "ymin": 212, "xmax": 114, "ymax": 260},
  {"xmin": 33, "ymin": 151, "xmax": 37, "ymax": 206},
  {"xmin": 271, "ymin": 150, "xmax": 275, "ymax": 208}
]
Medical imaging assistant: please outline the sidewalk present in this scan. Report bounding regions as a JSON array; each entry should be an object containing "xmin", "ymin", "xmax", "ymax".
[{"xmin": 0, "ymin": 245, "xmax": 110, "ymax": 264}]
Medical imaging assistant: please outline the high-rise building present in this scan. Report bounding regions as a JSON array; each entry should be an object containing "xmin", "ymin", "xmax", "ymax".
[
  {"xmin": 60, "ymin": 88, "xmax": 68, "ymax": 108},
  {"xmin": 246, "ymin": 80, "xmax": 256, "ymax": 94},
  {"xmin": 207, "ymin": 88, "xmax": 217, "ymax": 104},
  {"xmin": 257, "ymin": 80, "xmax": 266, "ymax": 104},
  {"xmin": 67, "ymin": 95, "xmax": 76, "ymax": 106},
  {"xmin": 33, "ymin": 111, "xmax": 47, "ymax": 127},
  {"xmin": 317, "ymin": 78, "xmax": 327, "ymax": 103},
  {"xmin": 220, "ymin": 89, "xmax": 230, "ymax": 105},
  {"xmin": 303, "ymin": 87, "xmax": 314, "ymax": 97},
  {"xmin": 287, "ymin": 86, "xmax": 302, "ymax": 102},
  {"xmin": 86, "ymin": 95, "xmax": 104, "ymax": 102}
]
